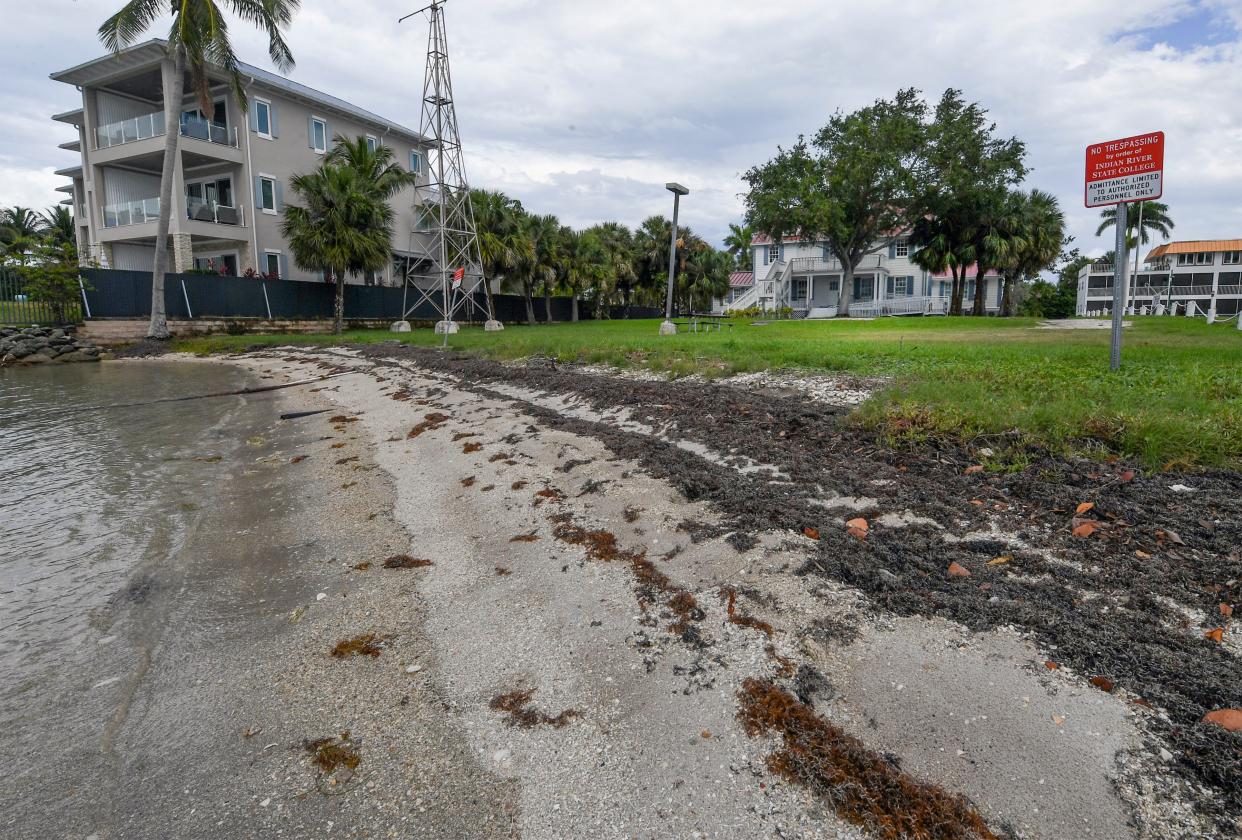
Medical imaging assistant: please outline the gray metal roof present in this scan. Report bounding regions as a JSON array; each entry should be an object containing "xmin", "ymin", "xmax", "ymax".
[{"xmin": 51, "ymin": 39, "xmax": 424, "ymax": 144}]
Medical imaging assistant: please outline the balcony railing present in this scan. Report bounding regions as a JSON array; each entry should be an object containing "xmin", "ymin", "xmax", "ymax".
[
  {"xmin": 103, "ymin": 197, "xmax": 160, "ymax": 228},
  {"xmin": 186, "ymin": 197, "xmax": 244, "ymax": 226},
  {"xmin": 95, "ymin": 112, "xmax": 165, "ymax": 149},
  {"xmin": 180, "ymin": 117, "xmax": 238, "ymax": 147}
]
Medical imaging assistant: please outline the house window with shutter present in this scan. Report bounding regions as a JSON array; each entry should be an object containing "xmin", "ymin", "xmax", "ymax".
[
  {"xmin": 254, "ymin": 99, "xmax": 272, "ymax": 138},
  {"xmin": 310, "ymin": 117, "xmax": 328, "ymax": 153},
  {"xmin": 264, "ymin": 250, "xmax": 282, "ymax": 278},
  {"xmin": 258, "ymin": 176, "xmax": 277, "ymax": 214},
  {"xmin": 894, "ymin": 242, "xmax": 909, "ymax": 258},
  {"xmin": 768, "ymin": 244, "xmax": 779, "ymax": 264}
]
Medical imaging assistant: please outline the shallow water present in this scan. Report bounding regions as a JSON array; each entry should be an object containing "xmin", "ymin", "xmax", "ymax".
[{"xmin": 0, "ymin": 360, "xmax": 260, "ymax": 702}]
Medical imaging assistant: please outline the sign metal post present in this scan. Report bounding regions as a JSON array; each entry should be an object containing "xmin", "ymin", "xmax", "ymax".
[{"xmin": 1084, "ymin": 131, "xmax": 1165, "ymax": 371}]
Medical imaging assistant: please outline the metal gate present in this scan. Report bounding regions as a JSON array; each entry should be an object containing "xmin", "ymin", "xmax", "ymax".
[{"xmin": 0, "ymin": 268, "xmax": 83, "ymax": 326}]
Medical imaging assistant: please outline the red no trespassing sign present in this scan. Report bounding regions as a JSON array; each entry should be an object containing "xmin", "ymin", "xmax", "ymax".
[{"xmin": 1084, "ymin": 131, "xmax": 1164, "ymax": 208}]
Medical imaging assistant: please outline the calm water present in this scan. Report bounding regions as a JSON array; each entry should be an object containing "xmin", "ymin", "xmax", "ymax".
[{"xmin": 0, "ymin": 360, "xmax": 262, "ymax": 701}]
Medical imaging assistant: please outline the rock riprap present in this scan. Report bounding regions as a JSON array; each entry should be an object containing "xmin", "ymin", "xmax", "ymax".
[{"xmin": 1, "ymin": 326, "xmax": 102, "ymax": 365}]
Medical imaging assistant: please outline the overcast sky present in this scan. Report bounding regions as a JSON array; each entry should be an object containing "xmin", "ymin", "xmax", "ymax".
[{"xmin": 4, "ymin": 0, "xmax": 1241, "ymax": 257}]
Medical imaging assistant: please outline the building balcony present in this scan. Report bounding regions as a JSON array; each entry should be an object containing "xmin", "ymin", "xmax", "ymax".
[
  {"xmin": 95, "ymin": 111, "xmax": 165, "ymax": 149},
  {"xmin": 185, "ymin": 197, "xmax": 245, "ymax": 227},
  {"xmin": 103, "ymin": 196, "xmax": 160, "ymax": 228}
]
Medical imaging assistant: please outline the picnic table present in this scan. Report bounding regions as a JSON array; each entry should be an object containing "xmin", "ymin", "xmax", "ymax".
[{"xmin": 673, "ymin": 313, "xmax": 734, "ymax": 333}]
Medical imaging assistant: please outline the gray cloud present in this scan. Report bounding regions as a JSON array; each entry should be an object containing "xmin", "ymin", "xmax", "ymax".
[{"xmin": 5, "ymin": 0, "xmax": 1241, "ymax": 256}]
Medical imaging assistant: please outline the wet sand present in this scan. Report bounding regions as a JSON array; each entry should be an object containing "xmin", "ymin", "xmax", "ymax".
[{"xmin": 7, "ymin": 346, "xmax": 1238, "ymax": 839}]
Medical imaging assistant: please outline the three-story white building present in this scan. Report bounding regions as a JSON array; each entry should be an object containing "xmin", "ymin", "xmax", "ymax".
[{"xmin": 1076, "ymin": 239, "xmax": 1242, "ymax": 318}]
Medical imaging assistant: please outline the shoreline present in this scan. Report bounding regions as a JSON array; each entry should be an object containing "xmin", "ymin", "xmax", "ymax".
[{"xmin": 8, "ymin": 346, "xmax": 1238, "ymax": 839}]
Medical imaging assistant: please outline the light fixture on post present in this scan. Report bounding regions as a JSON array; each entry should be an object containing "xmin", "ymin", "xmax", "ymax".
[{"xmin": 660, "ymin": 182, "xmax": 689, "ymax": 336}]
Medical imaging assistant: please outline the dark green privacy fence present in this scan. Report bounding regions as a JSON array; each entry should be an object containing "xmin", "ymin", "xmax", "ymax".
[{"xmin": 76, "ymin": 269, "xmax": 660, "ymax": 323}]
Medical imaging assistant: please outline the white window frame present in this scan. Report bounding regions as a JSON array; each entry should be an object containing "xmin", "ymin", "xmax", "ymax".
[
  {"xmin": 1198, "ymin": 252, "xmax": 1213, "ymax": 265},
  {"xmin": 767, "ymin": 243, "xmax": 779, "ymax": 263},
  {"xmin": 894, "ymin": 276, "xmax": 911, "ymax": 295},
  {"xmin": 263, "ymin": 249, "xmax": 282, "ymax": 278},
  {"xmin": 258, "ymin": 174, "xmax": 277, "ymax": 215},
  {"xmin": 894, "ymin": 242, "xmax": 909, "ymax": 258},
  {"xmin": 410, "ymin": 150, "xmax": 423, "ymax": 174},
  {"xmin": 310, "ymin": 116, "xmax": 328, "ymax": 154},
  {"xmin": 365, "ymin": 134, "xmax": 378, "ymax": 153},
  {"xmin": 1223, "ymin": 251, "xmax": 1240, "ymax": 265},
  {"xmin": 254, "ymin": 98, "xmax": 273, "ymax": 140}
]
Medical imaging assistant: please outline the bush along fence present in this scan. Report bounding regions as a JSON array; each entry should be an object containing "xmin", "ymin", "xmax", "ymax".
[{"xmin": 73, "ymin": 268, "xmax": 661, "ymax": 325}]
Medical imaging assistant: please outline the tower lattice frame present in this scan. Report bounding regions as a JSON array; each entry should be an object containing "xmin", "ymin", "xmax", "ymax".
[{"xmin": 401, "ymin": 0, "xmax": 494, "ymax": 326}]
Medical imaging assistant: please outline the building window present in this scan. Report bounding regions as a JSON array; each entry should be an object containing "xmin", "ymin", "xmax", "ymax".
[
  {"xmin": 264, "ymin": 251, "xmax": 282, "ymax": 278},
  {"xmin": 1224, "ymin": 251, "xmax": 1241, "ymax": 265},
  {"xmin": 894, "ymin": 276, "xmax": 911, "ymax": 295},
  {"xmin": 768, "ymin": 244, "xmax": 779, "ymax": 263},
  {"xmin": 258, "ymin": 176, "xmax": 277, "ymax": 213},
  {"xmin": 366, "ymin": 135, "xmax": 378, "ymax": 153},
  {"xmin": 255, "ymin": 99, "xmax": 272, "ymax": 138},
  {"xmin": 311, "ymin": 117, "xmax": 327, "ymax": 153},
  {"xmin": 410, "ymin": 150, "xmax": 422, "ymax": 174},
  {"xmin": 894, "ymin": 242, "xmax": 909, "ymax": 258},
  {"xmin": 792, "ymin": 278, "xmax": 807, "ymax": 300}
]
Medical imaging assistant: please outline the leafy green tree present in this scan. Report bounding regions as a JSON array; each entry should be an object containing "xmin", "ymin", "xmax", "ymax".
[
  {"xmin": 744, "ymin": 88, "xmax": 927, "ymax": 316},
  {"xmin": 633, "ymin": 215, "xmax": 672, "ymax": 307},
  {"xmin": 99, "ymin": 0, "xmax": 298, "ymax": 339},
  {"xmin": 282, "ymin": 162, "xmax": 393, "ymax": 334},
  {"xmin": 723, "ymin": 222, "xmax": 753, "ymax": 270},
  {"xmin": 912, "ymin": 89, "xmax": 1026, "ymax": 315},
  {"xmin": 24, "ymin": 240, "xmax": 84, "ymax": 325},
  {"xmin": 470, "ymin": 189, "xmax": 531, "ymax": 318}
]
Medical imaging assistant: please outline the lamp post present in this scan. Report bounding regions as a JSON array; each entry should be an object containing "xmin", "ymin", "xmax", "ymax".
[{"xmin": 660, "ymin": 182, "xmax": 689, "ymax": 336}]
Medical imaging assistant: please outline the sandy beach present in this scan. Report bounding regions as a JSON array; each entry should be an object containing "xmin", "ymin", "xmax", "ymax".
[{"xmin": 7, "ymin": 345, "xmax": 1238, "ymax": 840}]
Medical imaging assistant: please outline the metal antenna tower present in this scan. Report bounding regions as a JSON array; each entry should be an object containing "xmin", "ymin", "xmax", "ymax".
[{"xmin": 399, "ymin": 0, "xmax": 501, "ymax": 334}]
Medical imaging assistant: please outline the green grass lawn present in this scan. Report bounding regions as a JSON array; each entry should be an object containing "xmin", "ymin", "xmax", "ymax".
[{"xmin": 177, "ymin": 316, "xmax": 1242, "ymax": 470}]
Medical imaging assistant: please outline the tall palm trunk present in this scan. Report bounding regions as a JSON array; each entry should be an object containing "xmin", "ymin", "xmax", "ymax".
[
  {"xmin": 1001, "ymin": 275, "xmax": 1015, "ymax": 317},
  {"xmin": 333, "ymin": 269, "xmax": 345, "ymax": 334},
  {"xmin": 571, "ymin": 294, "xmax": 579, "ymax": 322},
  {"xmin": 972, "ymin": 266, "xmax": 988, "ymax": 316},
  {"xmin": 950, "ymin": 267, "xmax": 964, "ymax": 316},
  {"xmin": 522, "ymin": 278, "xmax": 535, "ymax": 326},
  {"xmin": 482, "ymin": 275, "xmax": 496, "ymax": 321},
  {"xmin": 543, "ymin": 288, "xmax": 552, "ymax": 323},
  {"xmin": 148, "ymin": 49, "xmax": 185, "ymax": 340}
]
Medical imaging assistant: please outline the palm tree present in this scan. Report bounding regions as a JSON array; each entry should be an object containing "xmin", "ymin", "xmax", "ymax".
[
  {"xmin": 585, "ymin": 222, "xmax": 635, "ymax": 318},
  {"xmin": 633, "ymin": 215, "xmax": 673, "ymax": 308},
  {"xmin": 990, "ymin": 190, "xmax": 1065, "ymax": 316},
  {"xmin": 282, "ymin": 163, "xmax": 393, "ymax": 334},
  {"xmin": 560, "ymin": 228, "xmax": 608, "ymax": 322},
  {"xmin": 723, "ymin": 222, "xmax": 753, "ymax": 270},
  {"xmin": 99, "ymin": 0, "xmax": 298, "ymax": 339},
  {"xmin": 0, "ymin": 207, "xmax": 46, "ymax": 265},
  {"xmin": 513, "ymin": 213, "xmax": 560, "ymax": 325},
  {"xmin": 326, "ymin": 136, "xmax": 419, "ymax": 203},
  {"xmin": 41, "ymin": 206, "xmax": 77, "ymax": 249},
  {"xmin": 470, "ymin": 189, "xmax": 530, "ymax": 318},
  {"xmin": 1095, "ymin": 200, "xmax": 1174, "ymax": 249}
]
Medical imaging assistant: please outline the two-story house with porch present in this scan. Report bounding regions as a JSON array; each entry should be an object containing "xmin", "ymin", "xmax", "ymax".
[
  {"xmin": 51, "ymin": 39, "xmax": 431, "ymax": 285},
  {"xmin": 714, "ymin": 234, "xmax": 1003, "ymax": 317},
  {"xmin": 1076, "ymin": 239, "xmax": 1242, "ymax": 318}
]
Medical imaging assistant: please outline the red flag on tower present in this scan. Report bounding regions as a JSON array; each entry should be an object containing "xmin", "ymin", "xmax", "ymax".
[{"xmin": 452, "ymin": 266, "xmax": 465, "ymax": 289}]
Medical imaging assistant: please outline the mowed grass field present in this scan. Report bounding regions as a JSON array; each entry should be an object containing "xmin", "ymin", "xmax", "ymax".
[{"xmin": 179, "ymin": 316, "xmax": 1242, "ymax": 470}]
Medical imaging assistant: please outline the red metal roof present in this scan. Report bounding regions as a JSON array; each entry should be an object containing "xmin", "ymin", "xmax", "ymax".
[
  {"xmin": 729, "ymin": 271, "xmax": 753, "ymax": 287},
  {"xmin": 931, "ymin": 264, "xmax": 1000, "ymax": 279}
]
